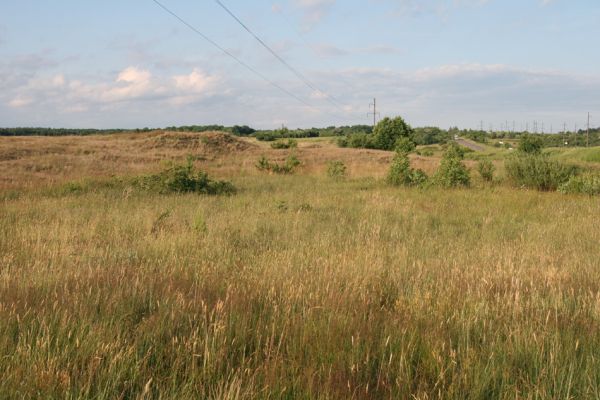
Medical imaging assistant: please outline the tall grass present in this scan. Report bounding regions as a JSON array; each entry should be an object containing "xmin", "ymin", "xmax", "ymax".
[{"xmin": 1, "ymin": 175, "xmax": 600, "ymax": 399}]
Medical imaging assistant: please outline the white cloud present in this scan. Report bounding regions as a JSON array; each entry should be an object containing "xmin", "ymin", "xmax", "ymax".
[
  {"xmin": 173, "ymin": 68, "xmax": 219, "ymax": 93},
  {"xmin": 2, "ymin": 61, "xmax": 599, "ymax": 130},
  {"xmin": 3, "ymin": 66, "xmax": 222, "ymax": 113}
]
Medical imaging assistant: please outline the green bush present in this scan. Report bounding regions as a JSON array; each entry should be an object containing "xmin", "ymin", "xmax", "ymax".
[
  {"xmin": 477, "ymin": 160, "xmax": 495, "ymax": 182},
  {"xmin": 559, "ymin": 173, "xmax": 600, "ymax": 196},
  {"xmin": 433, "ymin": 145, "xmax": 470, "ymax": 188},
  {"xmin": 518, "ymin": 134, "xmax": 543, "ymax": 154},
  {"xmin": 256, "ymin": 155, "xmax": 301, "ymax": 174},
  {"xmin": 271, "ymin": 139, "xmax": 298, "ymax": 149},
  {"xmin": 372, "ymin": 116, "xmax": 414, "ymax": 151},
  {"xmin": 327, "ymin": 160, "xmax": 347, "ymax": 180},
  {"xmin": 387, "ymin": 151, "xmax": 428, "ymax": 187},
  {"xmin": 136, "ymin": 157, "xmax": 235, "ymax": 195},
  {"xmin": 342, "ymin": 132, "xmax": 374, "ymax": 149},
  {"xmin": 505, "ymin": 154, "xmax": 579, "ymax": 191}
]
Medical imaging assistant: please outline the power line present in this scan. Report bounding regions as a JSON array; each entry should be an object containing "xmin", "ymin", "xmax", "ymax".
[
  {"xmin": 212, "ymin": 0, "xmax": 346, "ymax": 112},
  {"xmin": 150, "ymin": 0, "xmax": 320, "ymax": 113}
]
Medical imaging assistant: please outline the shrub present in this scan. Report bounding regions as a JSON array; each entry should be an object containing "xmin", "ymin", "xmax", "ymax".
[
  {"xmin": 231, "ymin": 125, "xmax": 256, "ymax": 136},
  {"xmin": 271, "ymin": 139, "xmax": 298, "ymax": 149},
  {"xmin": 394, "ymin": 137, "xmax": 416, "ymax": 153},
  {"xmin": 256, "ymin": 155, "xmax": 301, "ymax": 174},
  {"xmin": 519, "ymin": 134, "xmax": 543, "ymax": 154},
  {"xmin": 505, "ymin": 154, "xmax": 579, "ymax": 191},
  {"xmin": 342, "ymin": 132, "xmax": 374, "ymax": 149},
  {"xmin": 372, "ymin": 116, "xmax": 414, "ymax": 151},
  {"xmin": 327, "ymin": 160, "xmax": 347, "ymax": 180},
  {"xmin": 418, "ymin": 149, "xmax": 434, "ymax": 157},
  {"xmin": 387, "ymin": 151, "xmax": 428, "ymax": 187},
  {"xmin": 136, "ymin": 157, "xmax": 235, "ymax": 195},
  {"xmin": 559, "ymin": 173, "xmax": 600, "ymax": 196},
  {"xmin": 433, "ymin": 146, "xmax": 470, "ymax": 188},
  {"xmin": 477, "ymin": 160, "xmax": 495, "ymax": 182}
]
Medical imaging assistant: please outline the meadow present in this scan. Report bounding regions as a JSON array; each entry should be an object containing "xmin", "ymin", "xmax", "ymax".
[{"xmin": 1, "ymin": 132, "xmax": 600, "ymax": 399}]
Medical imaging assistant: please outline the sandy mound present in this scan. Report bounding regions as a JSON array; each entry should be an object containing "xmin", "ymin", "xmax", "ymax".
[{"xmin": 144, "ymin": 131, "xmax": 257, "ymax": 153}]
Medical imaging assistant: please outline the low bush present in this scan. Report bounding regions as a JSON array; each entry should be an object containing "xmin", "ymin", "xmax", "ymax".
[
  {"xmin": 271, "ymin": 139, "xmax": 298, "ymax": 149},
  {"xmin": 416, "ymin": 149, "xmax": 434, "ymax": 157},
  {"xmin": 256, "ymin": 155, "xmax": 301, "ymax": 174},
  {"xmin": 505, "ymin": 154, "xmax": 579, "ymax": 191},
  {"xmin": 559, "ymin": 173, "xmax": 600, "ymax": 196},
  {"xmin": 387, "ymin": 151, "xmax": 428, "ymax": 187},
  {"xmin": 327, "ymin": 160, "xmax": 347, "ymax": 180},
  {"xmin": 136, "ymin": 157, "xmax": 235, "ymax": 195},
  {"xmin": 477, "ymin": 159, "xmax": 495, "ymax": 182}
]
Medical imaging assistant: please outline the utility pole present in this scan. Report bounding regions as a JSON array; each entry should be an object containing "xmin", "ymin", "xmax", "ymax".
[
  {"xmin": 480, "ymin": 120, "xmax": 484, "ymax": 132},
  {"xmin": 587, "ymin": 112, "xmax": 591, "ymax": 147},
  {"xmin": 563, "ymin": 122, "xmax": 566, "ymax": 134},
  {"xmin": 368, "ymin": 98, "xmax": 380, "ymax": 127}
]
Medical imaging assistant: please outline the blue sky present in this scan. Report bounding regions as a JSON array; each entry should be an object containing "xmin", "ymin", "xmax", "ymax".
[{"xmin": 1, "ymin": 0, "xmax": 599, "ymax": 129}]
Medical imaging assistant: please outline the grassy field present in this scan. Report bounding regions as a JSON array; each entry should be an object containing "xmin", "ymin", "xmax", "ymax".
[{"xmin": 1, "ymin": 132, "xmax": 600, "ymax": 399}]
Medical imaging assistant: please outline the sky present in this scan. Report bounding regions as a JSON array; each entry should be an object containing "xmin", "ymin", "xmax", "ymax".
[{"xmin": 0, "ymin": 0, "xmax": 599, "ymax": 130}]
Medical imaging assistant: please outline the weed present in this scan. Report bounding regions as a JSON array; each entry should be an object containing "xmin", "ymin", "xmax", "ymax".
[
  {"xmin": 559, "ymin": 173, "xmax": 600, "ymax": 196},
  {"xmin": 327, "ymin": 160, "xmax": 347, "ymax": 180},
  {"xmin": 477, "ymin": 159, "xmax": 495, "ymax": 182}
]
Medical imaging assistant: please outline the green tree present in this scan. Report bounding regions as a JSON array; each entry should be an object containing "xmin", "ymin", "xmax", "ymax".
[{"xmin": 372, "ymin": 116, "xmax": 414, "ymax": 151}]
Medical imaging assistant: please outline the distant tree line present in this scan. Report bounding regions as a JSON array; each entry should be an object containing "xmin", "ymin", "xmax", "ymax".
[
  {"xmin": 0, "ymin": 128, "xmax": 128, "ymax": 136},
  {"xmin": 2, "ymin": 124, "xmax": 598, "ymax": 148},
  {"xmin": 254, "ymin": 125, "xmax": 373, "ymax": 142}
]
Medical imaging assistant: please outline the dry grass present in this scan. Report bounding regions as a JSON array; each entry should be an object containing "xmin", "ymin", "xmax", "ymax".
[
  {"xmin": 0, "ymin": 131, "xmax": 448, "ymax": 189},
  {"xmin": 1, "ymin": 132, "xmax": 599, "ymax": 399}
]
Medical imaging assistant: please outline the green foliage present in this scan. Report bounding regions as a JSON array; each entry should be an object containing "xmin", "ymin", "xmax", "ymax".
[
  {"xmin": 136, "ymin": 157, "xmax": 235, "ymax": 195},
  {"xmin": 519, "ymin": 134, "xmax": 544, "ymax": 154},
  {"xmin": 413, "ymin": 127, "xmax": 451, "ymax": 145},
  {"xmin": 477, "ymin": 160, "xmax": 495, "ymax": 182},
  {"xmin": 270, "ymin": 139, "xmax": 298, "ymax": 149},
  {"xmin": 372, "ymin": 116, "xmax": 414, "ymax": 151},
  {"xmin": 444, "ymin": 142, "xmax": 466, "ymax": 159},
  {"xmin": 231, "ymin": 125, "xmax": 256, "ymax": 136},
  {"xmin": 387, "ymin": 151, "xmax": 428, "ymax": 187},
  {"xmin": 338, "ymin": 132, "xmax": 374, "ymax": 149},
  {"xmin": 505, "ymin": 154, "xmax": 579, "ymax": 191},
  {"xmin": 559, "ymin": 173, "xmax": 600, "ymax": 196},
  {"xmin": 327, "ymin": 160, "xmax": 347, "ymax": 180},
  {"xmin": 394, "ymin": 137, "xmax": 417, "ymax": 153},
  {"xmin": 256, "ymin": 154, "xmax": 301, "ymax": 174},
  {"xmin": 433, "ymin": 146, "xmax": 471, "ymax": 188}
]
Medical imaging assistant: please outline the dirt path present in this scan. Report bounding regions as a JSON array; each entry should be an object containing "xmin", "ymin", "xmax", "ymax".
[{"xmin": 455, "ymin": 137, "xmax": 485, "ymax": 152}]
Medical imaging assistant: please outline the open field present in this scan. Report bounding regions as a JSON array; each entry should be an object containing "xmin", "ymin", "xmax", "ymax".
[{"xmin": 1, "ymin": 132, "xmax": 600, "ymax": 399}]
